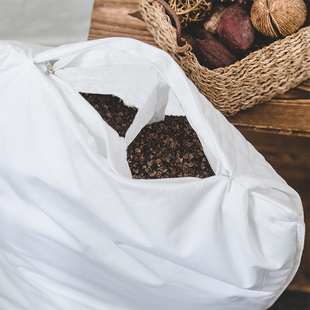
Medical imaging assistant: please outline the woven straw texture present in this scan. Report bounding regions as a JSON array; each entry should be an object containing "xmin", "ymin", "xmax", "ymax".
[{"xmin": 140, "ymin": 0, "xmax": 310, "ymax": 116}]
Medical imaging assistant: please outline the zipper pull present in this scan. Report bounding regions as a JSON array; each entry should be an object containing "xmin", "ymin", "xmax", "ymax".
[{"xmin": 45, "ymin": 61, "xmax": 54, "ymax": 75}]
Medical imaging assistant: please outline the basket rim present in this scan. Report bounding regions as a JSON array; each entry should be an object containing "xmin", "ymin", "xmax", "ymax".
[{"xmin": 177, "ymin": 26, "xmax": 310, "ymax": 75}]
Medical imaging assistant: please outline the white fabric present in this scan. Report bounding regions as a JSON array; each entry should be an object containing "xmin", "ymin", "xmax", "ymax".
[
  {"xmin": 0, "ymin": 38, "xmax": 305, "ymax": 310},
  {"xmin": 0, "ymin": 0, "xmax": 94, "ymax": 46}
]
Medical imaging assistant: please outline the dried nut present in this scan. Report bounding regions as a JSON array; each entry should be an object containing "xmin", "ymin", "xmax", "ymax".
[
  {"xmin": 250, "ymin": 0, "xmax": 307, "ymax": 38},
  {"xmin": 194, "ymin": 38, "xmax": 237, "ymax": 69},
  {"xmin": 203, "ymin": 5, "xmax": 226, "ymax": 33},
  {"xmin": 187, "ymin": 25, "xmax": 214, "ymax": 40},
  {"xmin": 218, "ymin": 3, "xmax": 255, "ymax": 53}
]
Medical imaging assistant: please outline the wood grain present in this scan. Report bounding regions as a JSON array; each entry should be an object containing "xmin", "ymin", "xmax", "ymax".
[
  {"xmin": 228, "ymin": 98, "xmax": 310, "ymax": 137},
  {"xmin": 88, "ymin": 0, "xmax": 158, "ymax": 46}
]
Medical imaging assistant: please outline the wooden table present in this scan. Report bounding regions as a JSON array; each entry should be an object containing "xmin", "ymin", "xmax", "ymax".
[{"xmin": 88, "ymin": 0, "xmax": 310, "ymax": 293}]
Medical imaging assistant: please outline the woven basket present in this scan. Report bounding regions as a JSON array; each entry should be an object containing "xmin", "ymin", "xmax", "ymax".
[{"xmin": 140, "ymin": 0, "xmax": 310, "ymax": 116}]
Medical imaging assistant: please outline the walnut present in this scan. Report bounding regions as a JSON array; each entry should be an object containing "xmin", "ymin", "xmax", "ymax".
[{"xmin": 250, "ymin": 0, "xmax": 307, "ymax": 38}]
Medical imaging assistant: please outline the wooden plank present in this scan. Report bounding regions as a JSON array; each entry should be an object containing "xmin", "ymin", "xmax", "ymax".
[
  {"xmin": 228, "ymin": 97, "xmax": 310, "ymax": 137},
  {"xmin": 274, "ymin": 83, "xmax": 310, "ymax": 100},
  {"xmin": 295, "ymin": 79, "xmax": 310, "ymax": 92},
  {"xmin": 228, "ymin": 99, "xmax": 310, "ymax": 137},
  {"xmin": 88, "ymin": 0, "xmax": 157, "ymax": 46}
]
